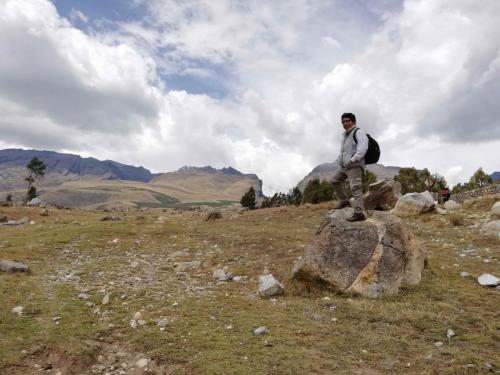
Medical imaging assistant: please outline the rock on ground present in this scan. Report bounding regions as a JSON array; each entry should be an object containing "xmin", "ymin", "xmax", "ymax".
[
  {"xmin": 477, "ymin": 273, "xmax": 500, "ymax": 286},
  {"xmin": 292, "ymin": 208, "xmax": 425, "ymax": 298},
  {"xmin": 391, "ymin": 191, "xmax": 436, "ymax": 217},
  {"xmin": 258, "ymin": 274, "xmax": 284, "ymax": 297},
  {"xmin": 0, "ymin": 260, "xmax": 29, "ymax": 273},
  {"xmin": 363, "ymin": 180, "xmax": 401, "ymax": 210},
  {"xmin": 491, "ymin": 201, "xmax": 500, "ymax": 219},
  {"xmin": 479, "ymin": 220, "xmax": 500, "ymax": 241},
  {"xmin": 444, "ymin": 200, "xmax": 461, "ymax": 211}
]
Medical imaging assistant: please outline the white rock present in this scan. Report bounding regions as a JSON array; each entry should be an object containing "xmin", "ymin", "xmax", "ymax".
[
  {"xmin": 460, "ymin": 271, "xmax": 469, "ymax": 278},
  {"xmin": 258, "ymin": 274, "xmax": 284, "ymax": 297},
  {"xmin": 225, "ymin": 324, "xmax": 233, "ymax": 330},
  {"xmin": 130, "ymin": 320, "xmax": 138, "ymax": 329},
  {"xmin": 491, "ymin": 201, "xmax": 500, "ymax": 219},
  {"xmin": 102, "ymin": 294, "xmax": 110, "ymax": 305},
  {"xmin": 479, "ymin": 220, "xmax": 500, "ymax": 241},
  {"xmin": 391, "ymin": 191, "xmax": 436, "ymax": 217},
  {"xmin": 253, "ymin": 326, "xmax": 269, "ymax": 336},
  {"xmin": 78, "ymin": 293, "xmax": 90, "ymax": 300},
  {"xmin": 135, "ymin": 358, "xmax": 148, "ymax": 368},
  {"xmin": 12, "ymin": 306, "xmax": 23, "ymax": 315},
  {"xmin": 157, "ymin": 318, "xmax": 169, "ymax": 328},
  {"xmin": 436, "ymin": 207, "xmax": 447, "ymax": 215},
  {"xmin": 478, "ymin": 273, "xmax": 500, "ymax": 286},
  {"xmin": 444, "ymin": 200, "xmax": 461, "ymax": 211},
  {"xmin": 111, "ymin": 238, "xmax": 119, "ymax": 244},
  {"xmin": 133, "ymin": 312, "xmax": 142, "ymax": 320},
  {"xmin": 212, "ymin": 269, "xmax": 226, "ymax": 280}
]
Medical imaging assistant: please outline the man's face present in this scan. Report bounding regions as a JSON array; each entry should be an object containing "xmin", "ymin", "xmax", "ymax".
[{"xmin": 342, "ymin": 117, "xmax": 354, "ymax": 130}]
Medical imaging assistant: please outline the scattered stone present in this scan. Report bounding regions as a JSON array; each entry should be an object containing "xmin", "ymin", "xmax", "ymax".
[
  {"xmin": 444, "ymin": 200, "xmax": 461, "ymax": 211},
  {"xmin": 434, "ymin": 341, "xmax": 443, "ymax": 347},
  {"xmin": 225, "ymin": 324, "xmax": 233, "ymax": 330},
  {"xmin": 292, "ymin": 209, "xmax": 425, "ymax": 297},
  {"xmin": 175, "ymin": 261, "xmax": 202, "ymax": 272},
  {"xmin": 157, "ymin": 318, "xmax": 169, "ymax": 329},
  {"xmin": 460, "ymin": 271, "xmax": 469, "ymax": 278},
  {"xmin": 111, "ymin": 238, "xmax": 119, "ymax": 244},
  {"xmin": 477, "ymin": 273, "xmax": 500, "ymax": 286},
  {"xmin": 100, "ymin": 216, "xmax": 121, "ymax": 222},
  {"xmin": 491, "ymin": 202, "xmax": 500, "ymax": 219},
  {"xmin": 436, "ymin": 207, "xmax": 447, "ymax": 215},
  {"xmin": 40, "ymin": 208, "xmax": 49, "ymax": 217},
  {"xmin": 0, "ymin": 260, "xmax": 29, "ymax": 273},
  {"xmin": 391, "ymin": 191, "xmax": 436, "ymax": 217},
  {"xmin": 479, "ymin": 220, "xmax": 500, "ymax": 241},
  {"xmin": 212, "ymin": 269, "xmax": 234, "ymax": 281},
  {"xmin": 78, "ymin": 293, "xmax": 90, "ymax": 300},
  {"xmin": 135, "ymin": 358, "xmax": 148, "ymax": 368},
  {"xmin": 102, "ymin": 294, "xmax": 110, "ymax": 305},
  {"xmin": 5, "ymin": 217, "xmax": 30, "ymax": 226},
  {"xmin": 253, "ymin": 326, "xmax": 269, "ymax": 336},
  {"xmin": 12, "ymin": 306, "xmax": 23, "ymax": 315},
  {"xmin": 424, "ymin": 353, "xmax": 433, "ymax": 363},
  {"xmin": 258, "ymin": 274, "xmax": 284, "ymax": 297}
]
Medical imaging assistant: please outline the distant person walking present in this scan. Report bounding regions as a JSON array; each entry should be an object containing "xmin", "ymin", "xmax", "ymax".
[{"xmin": 331, "ymin": 112, "xmax": 368, "ymax": 222}]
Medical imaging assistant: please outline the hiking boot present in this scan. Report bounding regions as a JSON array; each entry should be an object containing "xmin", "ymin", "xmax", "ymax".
[
  {"xmin": 331, "ymin": 201, "xmax": 351, "ymax": 209},
  {"xmin": 346, "ymin": 212, "xmax": 366, "ymax": 222}
]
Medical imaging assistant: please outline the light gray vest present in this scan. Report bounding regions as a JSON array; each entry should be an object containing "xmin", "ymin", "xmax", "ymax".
[{"xmin": 339, "ymin": 126, "xmax": 365, "ymax": 169}]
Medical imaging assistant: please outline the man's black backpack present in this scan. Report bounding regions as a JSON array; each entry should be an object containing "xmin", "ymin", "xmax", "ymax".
[{"xmin": 353, "ymin": 128, "xmax": 380, "ymax": 164}]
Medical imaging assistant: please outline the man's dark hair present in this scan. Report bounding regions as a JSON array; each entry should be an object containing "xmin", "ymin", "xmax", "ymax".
[{"xmin": 341, "ymin": 113, "xmax": 356, "ymax": 123}]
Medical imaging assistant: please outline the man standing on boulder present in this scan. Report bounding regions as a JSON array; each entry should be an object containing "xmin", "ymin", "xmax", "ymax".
[{"xmin": 331, "ymin": 112, "xmax": 368, "ymax": 222}]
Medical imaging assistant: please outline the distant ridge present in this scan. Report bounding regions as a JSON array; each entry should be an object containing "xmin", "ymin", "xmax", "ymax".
[
  {"xmin": 0, "ymin": 148, "xmax": 264, "ymax": 207},
  {"xmin": 0, "ymin": 148, "xmax": 151, "ymax": 182}
]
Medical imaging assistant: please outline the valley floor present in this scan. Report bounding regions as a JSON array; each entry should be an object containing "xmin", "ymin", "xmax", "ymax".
[{"xmin": 0, "ymin": 199, "xmax": 499, "ymax": 374}]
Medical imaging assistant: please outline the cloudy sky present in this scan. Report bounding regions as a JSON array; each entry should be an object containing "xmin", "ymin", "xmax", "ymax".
[{"xmin": 1, "ymin": 0, "xmax": 499, "ymax": 193}]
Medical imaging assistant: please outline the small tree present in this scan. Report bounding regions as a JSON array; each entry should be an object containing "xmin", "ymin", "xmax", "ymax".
[
  {"xmin": 240, "ymin": 187, "xmax": 256, "ymax": 209},
  {"xmin": 469, "ymin": 167, "xmax": 492, "ymax": 189},
  {"xmin": 303, "ymin": 178, "xmax": 333, "ymax": 204},
  {"xmin": 25, "ymin": 157, "xmax": 46, "ymax": 203},
  {"xmin": 288, "ymin": 186, "xmax": 303, "ymax": 206},
  {"xmin": 6, "ymin": 194, "xmax": 13, "ymax": 202}
]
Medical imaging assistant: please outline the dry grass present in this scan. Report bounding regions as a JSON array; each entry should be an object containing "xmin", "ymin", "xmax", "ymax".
[
  {"xmin": 448, "ymin": 213, "xmax": 465, "ymax": 226},
  {"xmin": 0, "ymin": 202, "xmax": 499, "ymax": 374}
]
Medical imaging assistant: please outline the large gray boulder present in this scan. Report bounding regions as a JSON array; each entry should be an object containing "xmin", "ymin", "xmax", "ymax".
[
  {"xmin": 491, "ymin": 201, "xmax": 500, "ymax": 219},
  {"xmin": 292, "ymin": 209, "xmax": 425, "ymax": 298},
  {"xmin": 391, "ymin": 191, "xmax": 435, "ymax": 217},
  {"xmin": 363, "ymin": 180, "xmax": 401, "ymax": 210}
]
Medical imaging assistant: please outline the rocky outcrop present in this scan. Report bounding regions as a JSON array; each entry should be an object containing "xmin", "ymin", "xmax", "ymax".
[
  {"xmin": 292, "ymin": 209, "xmax": 424, "ymax": 297},
  {"xmin": 363, "ymin": 180, "xmax": 401, "ymax": 210},
  {"xmin": 391, "ymin": 191, "xmax": 435, "ymax": 217}
]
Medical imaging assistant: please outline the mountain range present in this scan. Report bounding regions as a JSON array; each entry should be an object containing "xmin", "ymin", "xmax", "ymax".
[{"xmin": 0, "ymin": 149, "xmax": 262, "ymax": 208}]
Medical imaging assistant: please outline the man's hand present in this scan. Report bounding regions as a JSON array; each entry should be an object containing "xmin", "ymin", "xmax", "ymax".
[{"xmin": 344, "ymin": 160, "xmax": 353, "ymax": 169}]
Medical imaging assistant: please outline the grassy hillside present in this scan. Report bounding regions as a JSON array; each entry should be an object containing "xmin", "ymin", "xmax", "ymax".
[{"xmin": 0, "ymin": 197, "xmax": 499, "ymax": 374}]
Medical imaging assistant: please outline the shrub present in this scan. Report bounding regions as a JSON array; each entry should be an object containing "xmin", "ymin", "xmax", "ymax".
[{"xmin": 448, "ymin": 213, "xmax": 464, "ymax": 226}]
